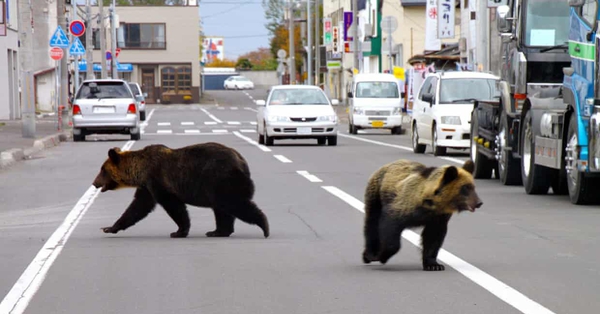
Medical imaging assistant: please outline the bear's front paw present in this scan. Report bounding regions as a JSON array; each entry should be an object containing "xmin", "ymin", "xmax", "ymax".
[
  {"xmin": 205, "ymin": 230, "xmax": 232, "ymax": 237},
  {"xmin": 423, "ymin": 262, "xmax": 445, "ymax": 271},
  {"xmin": 362, "ymin": 251, "xmax": 379, "ymax": 264},
  {"xmin": 170, "ymin": 231, "xmax": 189, "ymax": 238},
  {"xmin": 101, "ymin": 227, "xmax": 118, "ymax": 234}
]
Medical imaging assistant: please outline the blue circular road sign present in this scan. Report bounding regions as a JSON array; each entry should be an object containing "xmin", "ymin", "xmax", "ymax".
[{"xmin": 70, "ymin": 20, "xmax": 86, "ymax": 37}]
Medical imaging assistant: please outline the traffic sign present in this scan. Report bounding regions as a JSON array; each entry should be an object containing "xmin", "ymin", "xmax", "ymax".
[
  {"xmin": 323, "ymin": 18, "xmax": 332, "ymax": 45},
  {"xmin": 50, "ymin": 47, "xmax": 63, "ymax": 61},
  {"xmin": 116, "ymin": 48, "xmax": 121, "ymax": 57},
  {"xmin": 69, "ymin": 20, "xmax": 85, "ymax": 37},
  {"xmin": 277, "ymin": 49, "xmax": 287, "ymax": 58},
  {"xmin": 381, "ymin": 16, "xmax": 398, "ymax": 34},
  {"xmin": 106, "ymin": 50, "xmax": 112, "ymax": 60},
  {"xmin": 69, "ymin": 37, "xmax": 86, "ymax": 56},
  {"xmin": 49, "ymin": 26, "xmax": 70, "ymax": 48}
]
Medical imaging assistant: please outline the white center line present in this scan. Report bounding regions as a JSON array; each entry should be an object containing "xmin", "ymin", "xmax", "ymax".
[
  {"xmin": 321, "ymin": 185, "xmax": 556, "ymax": 314},
  {"xmin": 274, "ymin": 155, "xmax": 292, "ymax": 163},
  {"xmin": 244, "ymin": 107, "xmax": 258, "ymax": 112},
  {"xmin": 181, "ymin": 122, "xmax": 195, "ymax": 126},
  {"xmin": 212, "ymin": 129, "xmax": 228, "ymax": 133},
  {"xmin": 204, "ymin": 121, "xmax": 218, "ymax": 125},
  {"xmin": 157, "ymin": 122, "xmax": 171, "ymax": 126},
  {"xmin": 232, "ymin": 131, "xmax": 271, "ymax": 152},
  {"xmin": 296, "ymin": 170, "xmax": 322, "ymax": 182},
  {"xmin": 231, "ymin": 107, "xmax": 238, "ymax": 110},
  {"xmin": 240, "ymin": 129, "xmax": 256, "ymax": 133},
  {"xmin": 227, "ymin": 121, "xmax": 241, "ymax": 125},
  {"xmin": 200, "ymin": 108, "xmax": 223, "ymax": 123},
  {"xmin": 157, "ymin": 130, "xmax": 172, "ymax": 134},
  {"xmin": 184, "ymin": 129, "xmax": 200, "ymax": 134}
]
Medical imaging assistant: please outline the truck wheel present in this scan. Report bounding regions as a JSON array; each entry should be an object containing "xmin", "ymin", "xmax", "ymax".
[
  {"xmin": 520, "ymin": 110, "xmax": 551, "ymax": 194},
  {"xmin": 497, "ymin": 113, "xmax": 522, "ymax": 185},
  {"xmin": 412, "ymin": 122, "xmax": 426, "ymax": 154},
  {"xmin": 565, "ymin": 114, "xmax": 600, "ymax": 204},
  {"xmin": 470, "ymin": 109, "xmax": 494, "ymax": 179}
]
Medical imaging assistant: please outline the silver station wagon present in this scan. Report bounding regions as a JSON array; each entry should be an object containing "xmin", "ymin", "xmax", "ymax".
[{"xmin": 71, "ymin": 79, "xmax": 142, "ymax": 142}]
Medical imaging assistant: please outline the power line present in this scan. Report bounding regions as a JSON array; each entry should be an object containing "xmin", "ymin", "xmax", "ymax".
[
  {"xmin": 201, "ymin": 1, "xmax": 257, "ymax": 18},
  {"xmin": 222, "ymin": 34, "xmax": 270, "ymax": 38}
]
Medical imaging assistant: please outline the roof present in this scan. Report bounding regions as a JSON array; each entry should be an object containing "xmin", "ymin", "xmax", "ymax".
[
  {"xmin": 431, "ymin": 71, "xmax": 500, "ymax": 80},
  {"xmin": 401, "ymin": 0, "xmax": 426, "ymax": 6},
  {"xmin": 408, "ymin": 43, "xmax": 460, "ymax": 64}
]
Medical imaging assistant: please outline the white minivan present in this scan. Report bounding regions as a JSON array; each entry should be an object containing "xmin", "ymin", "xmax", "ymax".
[
  {"xmin": 411, "ymin": 71, "xmax": 500, "ymax": 156},
  {"xmin": 347, "ymin": 73, "xmax": 405, "ymax": 135}
]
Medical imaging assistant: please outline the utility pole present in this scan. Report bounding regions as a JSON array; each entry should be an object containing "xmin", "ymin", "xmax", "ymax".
[
  {"xmin": 72, "ymin": 0, "xmax": 79, "ymax": 93},
  {"xmin": 307, "ymin": 0, "xmax": 312, "ymax": 85},
  {"xmin": 110, "ymin": 0, "xmax": 118, "ymax": 79},
  {"xmin": 18, "ymin": 0, "xmax": 35, "ymax": 138},
  {"xmin": 314, "ymin": 0, "xmax": 320, "ymax": 87},
  {"xmin": 352, "ymin": 0, "xmax": 359, "ymax": 73},
  {"xmin": 288, "ymin": 0, "xmax": 295, "ymax": 84},
  {"xmin": 58, "ymin": 0, "xmax": 68, "ymax": 128},
  {"xmin": 99, "ymin": 0, "xmax": 107, "ymax": 78},
  {"xmin": 85, "ymin": 0, "xmax": 94, "ymax": 80}
]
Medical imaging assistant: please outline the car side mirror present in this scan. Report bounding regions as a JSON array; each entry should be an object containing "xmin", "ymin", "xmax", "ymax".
[
  {"xmin": 331, "ymin": 99, "xmax": 339, "ymax": 106},
  {"xmin": 143, "ymin": 92, "xmax": 148, "ymax": 98},
  {"xmin": 256, "ymin": 100, "xmax": 266, "ymax": 106},
  {"xmin": 347, "ymin": 91, "xmax": 353, "ymax": 98},
  {"xmin": 135, "ymin": 95, "xmax": 144, "ymax": 101},
  {"xmin": 422, "ymin": 93, "xmax": 434, "ymax": 104},
  {"xmin": 496, "ymin": 5, "xmax": 513, "ymax": 33}
]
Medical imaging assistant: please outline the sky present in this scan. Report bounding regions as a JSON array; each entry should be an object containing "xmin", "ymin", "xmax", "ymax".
[{"xmin": 199, "ymin": 0, "xmax": 270, "ymax": 60}]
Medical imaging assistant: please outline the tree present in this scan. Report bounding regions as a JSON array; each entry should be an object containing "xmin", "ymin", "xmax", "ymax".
[
  {"xmin": 262, "ymin": 0, "xmax": 285, "ymax": 36},
  {"xmin": 204, "ymin": 58, "xmax": 237, "ymax": 68},
  {"xmin": 237, "ymin": 48, "xmax": 278, "ymax": 71},
  {"xmin": 236, "ymin": 58, "xmax": 253, "ymax": 70}
]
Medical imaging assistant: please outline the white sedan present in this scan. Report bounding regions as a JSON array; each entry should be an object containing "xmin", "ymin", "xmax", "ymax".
[
  {"xmin": 256, "ymin": 85, "xmax": 339, "ymax": 146},
  {"xmin": 224, "ymin": 76, "xmax": 255, "ymax": 90}
]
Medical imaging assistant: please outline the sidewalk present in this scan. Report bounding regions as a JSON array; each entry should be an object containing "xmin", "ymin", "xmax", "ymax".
[{"xmin": 0, "ymin": 114, "xmax": 71, "ymax": 170}]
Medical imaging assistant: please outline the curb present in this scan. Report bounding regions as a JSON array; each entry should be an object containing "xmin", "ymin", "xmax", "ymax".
[{"xmin": 0, "ymin": 131, "xmax": 72, "ymax": 170}]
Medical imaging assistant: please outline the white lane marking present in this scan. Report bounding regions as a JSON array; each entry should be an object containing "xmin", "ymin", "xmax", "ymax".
[
  {"xmin": 140, "ymin": 109, "xmax": 156, "ymax": 130},
  {"xmin": 157, "ymin": 122, "xmax": 170, "ymax": 126},
  {"xmin": 321, "ymin": 185, "xmax": 556, "ymax": 314},
  {"xmin": 141, "ymin": 133, "xmax": 228, "ymax": 136},
  {"xmin": 244, "ymin": 107, "xmax": 258, "ymax": 112},
  {"xmin": 212, "ymin": 129, "xmax": 228, "ymax": 133},
  {"xmin": 181, "ymin": 122, "xmax": 195, "ymax": 126},
  {"xmin": 296, "ymin": 170, "xmax": 322, "ymax": 182},
  {"xmin": 204, "ymin": 121, "xmax": 218, "ymax": 125},
  {"xmin": 240, "ymin": 129, "xmax": 256, "ymax": 133},
  {"xmin": 0, "ymin": 139, "xmax": 139, "ymax": 314},
  {"xmin": 227, "ymin": 121, "xmax": 241, "ymax": 125},
  {"xmin": 232, "ymin": 131, "xmax": 271, "ymax": 152},
  {"xmin": 157, "ymin": 130, "xmax": 172, "ymax": 134},
  {"xmin": 250, "ymin": 121, "xmax": 258, "ymax": 125},
  {"xmin": 217, "ymin": 107, "xmax": 225, "ymax": 110},
  {"xmin": 184, "ymin": 129, "xmax": 201, "ymax": 134},
  {"xmin": 274, "ymin": 155, "xmax": 292, "ymax": 163},
  {"xmin": 338, "ymin": 133, "xmax": 466, "ymax": 165},
  {"xmin": 200, "ymin": 108, "xmax": 223, "ymax": 123},
  {"xmin": 231, "ymin": 107, "xmax": 238, "ymax": 110}
]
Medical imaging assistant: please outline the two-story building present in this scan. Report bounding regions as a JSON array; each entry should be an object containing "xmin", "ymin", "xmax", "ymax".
[
  {"xmin": 0, "ymin": 0, "xmax": 19, "ymax": 120},
  {"xmin": 80, "ymin": 3, "xmax": 200, "ymax": 104}
]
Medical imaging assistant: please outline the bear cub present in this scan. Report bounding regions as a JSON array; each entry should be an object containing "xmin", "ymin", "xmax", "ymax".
[
  {"xmin": 362, "ymin": 159, "xmax": 482, "ymax": 271},
  {"xmin": 92, "ymin": 142, "xmax": 269, "ymax": 238}
]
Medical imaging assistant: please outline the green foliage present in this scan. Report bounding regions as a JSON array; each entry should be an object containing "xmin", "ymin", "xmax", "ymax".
[
  {"xmin": 236, "ymin": 58, "xmax": 253, "ymax": 70},
  {"xmin": 262, "ymin": 0, "xmax": 285, "ymax": 36}
]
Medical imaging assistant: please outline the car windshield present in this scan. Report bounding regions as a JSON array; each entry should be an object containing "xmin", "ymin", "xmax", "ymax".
[
  {"xmin": 268, "ymin": 89, "xmax": 329, "ymax": 105},
  {"xmin": 236, "ymin": 77, "xmax": 249, "ymax": 81},
  {"xmin": 438, "ymin": 78, "xmax": 500, "ymax": 104},
  {"xmin": 76, "ymin": 82, "xmax": 132, "ymax": 99},
  {"xmin": 355, "ymin": 81, "xmax": 399, "ymax": 98},
  {"xmin": 524, "ymin": 0, "xmax": 570, "ymax": 47},
  {"xmin": 128, "ymin": 83, "xmax": 141, "ymax": 95}
]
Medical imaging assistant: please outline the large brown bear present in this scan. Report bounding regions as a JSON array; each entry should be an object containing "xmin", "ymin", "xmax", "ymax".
[
  {"xmin": 92, "ymin": 143, "xmax": 270, "ymax": 238},
  {"xmin": 362, "ymin": 159, "xmax": 482, "ymax": 271}
]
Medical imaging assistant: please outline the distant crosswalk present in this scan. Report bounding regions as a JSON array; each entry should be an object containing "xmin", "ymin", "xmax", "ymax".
[{"xmin": 143, "ymin": 120, "xmax": 258, "ymax": 135}]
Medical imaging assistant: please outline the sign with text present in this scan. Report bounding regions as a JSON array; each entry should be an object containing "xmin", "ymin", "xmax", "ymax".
[
  {"xmin": 438, "ymin": 0, "xmax": 455, "ymax": 39},
  {"xmin": 343, "ymin": 11, "xmax": 353, "ymax": 41},
  {"xmin": 332, "ymin": 26, "xmax": 339, "ymax": 53},
  {"xmin": 425, "ymin": 0, "xmax": 441, "ymax": 51}
]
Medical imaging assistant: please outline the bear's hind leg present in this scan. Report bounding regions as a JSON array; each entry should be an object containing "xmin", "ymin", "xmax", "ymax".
[
  {"xmin": 217, "ymin": 199, "xmax": 269, "ymax": 238},
  {"xmin": 377, "ymin": 214, "xmax": 403, "ymax": 265},
  {"xmin": 206, "ymin": 210, "xmax": 236, "ymax": 237},
  {"xmin": 363, "ymin": 192, "xmax": 383, "ymax": 264},
  {"xmin": 421, "ymin": 214, "xmax": 451, "ymax": 271},
  {"xmin": 156, "ymin": 193, "xmax": 191, "ymax": 238},
  {"xmin": 102, "ymin": 187, "xmax": 157, "ymax": 234}
]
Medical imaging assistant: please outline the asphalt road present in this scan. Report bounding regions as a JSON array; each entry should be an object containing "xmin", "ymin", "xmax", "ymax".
[{"xmin": 1, "ymin": 88, "xmax": 599, "ymax": 314}]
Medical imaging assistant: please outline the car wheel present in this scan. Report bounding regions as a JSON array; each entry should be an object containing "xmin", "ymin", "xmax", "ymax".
[
  {"xmin": 349, "ymin": 123, "xmax": 358, "ymax": 135},
  {"xmin": 258, "ymin": 133, "xmax": 265, "ymax": 145},
  {"xmin": 264, "ymin": 124, "xmax": 274, "ymax": 146},
  {"xmin": 140, "ymin": 110, "xmax": 146, "ymax": 121},
  {"xmin": 73, "ymin": 132, "xmax": 85, "ymax": 142},
  {"xmin": 391, "ymin": 126, "xmax": 402, "ymax": 135},
  {"xmin": 130, "ymin": 130, "xmax": 141, "ymax": 141},
  {"xmin": 327, "ymin": 136, "xmax": 338, "ymax": 146},
  {"xmin": 411, "ymin": 122, "xmax": 426, "ymax": 154},
  {"xmin": 432, "ymin": 125, "xmax": 446, "ymax": 156},
  {"xmin": 317, "ymin": 138, "xmax": 326, "ymax": 145}
]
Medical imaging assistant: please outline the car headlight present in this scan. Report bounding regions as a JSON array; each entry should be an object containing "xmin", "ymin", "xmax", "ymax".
[
  {"xmin": 353, "ymin": 107, "xmax": 364, "ymax": 115},
  {"xmin": 318, "ymin": 115, "xmax": 337, "ymax": 122},
  {"xmin": 441, "ymin": 116, "xmax": 461, "ymax": 125},
  {"xmin": 267, "ymin": 115, "xmax": 288, "ymax": 122},
  {"xmin": 391, "ymin": 107, "xmax": 402, "ymax": 115}
]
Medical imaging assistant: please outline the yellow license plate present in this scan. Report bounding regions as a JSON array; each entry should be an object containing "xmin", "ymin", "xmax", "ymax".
[{"xmin": 371, "ymin": 121, "xmax": 384, "ymax": 128}]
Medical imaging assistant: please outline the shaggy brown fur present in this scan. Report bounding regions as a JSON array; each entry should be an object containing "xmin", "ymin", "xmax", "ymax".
[
  {"xmin": 92, "ymin": 143, "xmax": 269, "ymax": 238},
  {"xmin": 362, "ymin": 159, "xmax": 482, "ymax": 271}
]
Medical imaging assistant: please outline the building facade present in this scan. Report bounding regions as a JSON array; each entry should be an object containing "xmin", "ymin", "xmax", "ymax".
[
  {"xmin": 0, "ymin": 0, "xmax": 19, "ymax": 120},
  {"xmin": 81, "ymin": 4, "xmax": 200, "ymax": 104}
]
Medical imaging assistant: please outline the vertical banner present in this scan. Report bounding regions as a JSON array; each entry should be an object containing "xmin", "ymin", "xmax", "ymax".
[
  {"xmin": 343, "ymin": 11, "xmax": 353, "ymax": 41},
  {"xmin": 437, "ymin": 0, "xmax": 455, "ymax": 39},
  {"xmin": 323, "ymin": 17, "xmax": 332, "ymax": 46},
  {"xmin": 338, "ymin": 22, "xmax": 345, "ymax": 53},
  {"xmin": 332, "ymin": 26, "xmax": 339, "ymax": 53},
  {"xmin": 425, "ymin": 0, "xmax": 441, "ymax": 51}
]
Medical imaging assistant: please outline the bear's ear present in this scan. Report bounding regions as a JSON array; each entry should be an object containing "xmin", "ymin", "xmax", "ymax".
[
  {"xmin": 108, "ymin": 148, "xmax": 121, "ymax": 164},
  {"xmin": 463, "ymin": 159, "xmax": 475, "ymax": 174},
  {"xmin": 441, "ymin": 166, "xmax": 459, "ymax": 186}
]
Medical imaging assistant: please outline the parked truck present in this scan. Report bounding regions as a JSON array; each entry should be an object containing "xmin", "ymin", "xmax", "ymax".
[{"xmin": 470, "ymin": 0, "xmax": 600, "ymax": 205}]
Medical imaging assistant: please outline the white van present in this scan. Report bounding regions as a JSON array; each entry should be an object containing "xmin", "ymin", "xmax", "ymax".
[{"xmin": 347, "ymin": 73, "xmax": 405, "ymax": 135}]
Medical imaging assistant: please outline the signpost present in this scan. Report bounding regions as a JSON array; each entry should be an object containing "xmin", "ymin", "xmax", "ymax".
[
  {"xmin": 381, "ymin": 16, "xmax": 398, "ymax": 72},
  {"xmin": 49, "ymin": 26, "xmax": 70, "ymax": 131}
]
